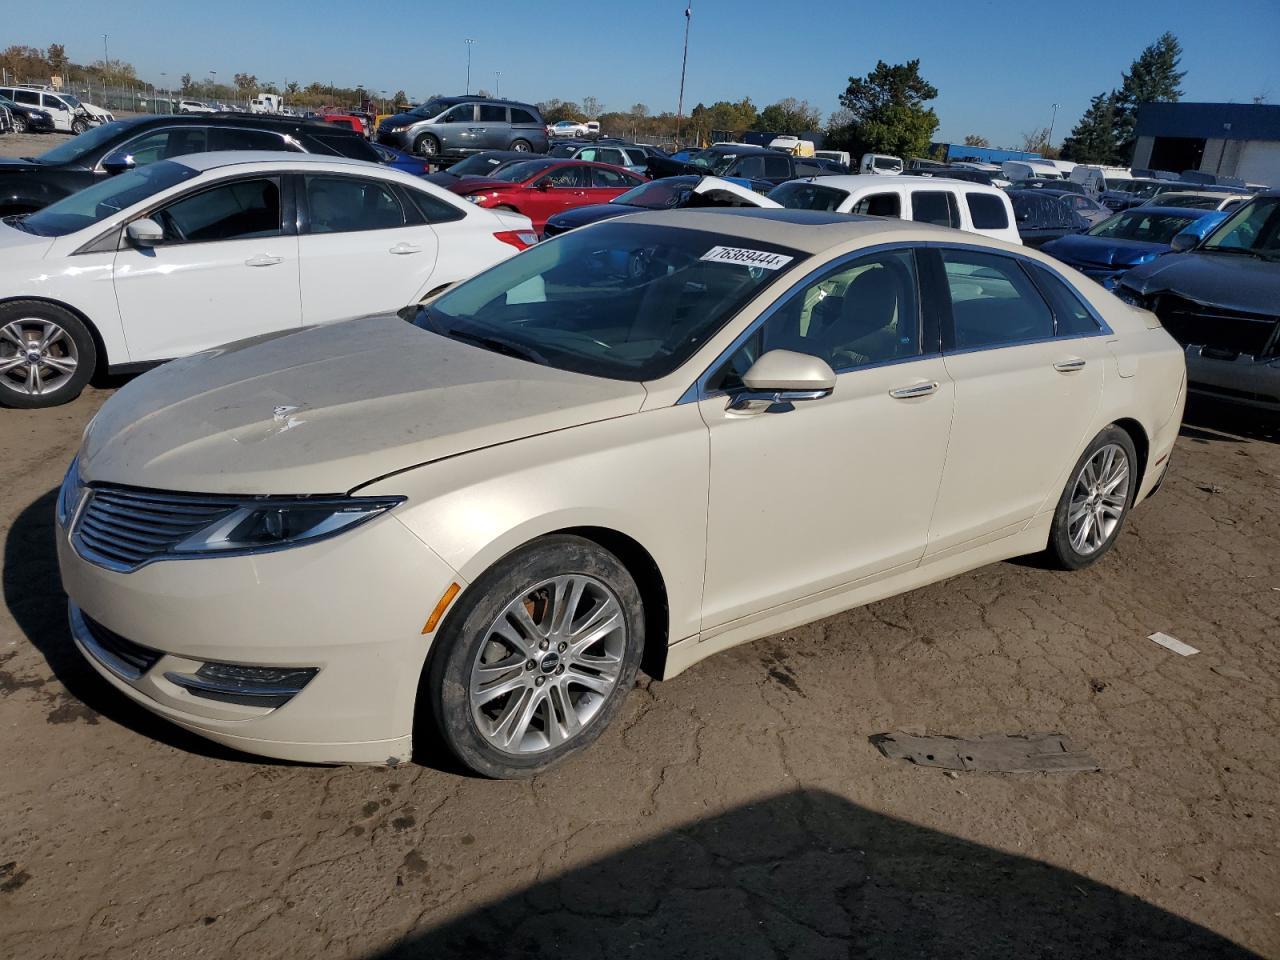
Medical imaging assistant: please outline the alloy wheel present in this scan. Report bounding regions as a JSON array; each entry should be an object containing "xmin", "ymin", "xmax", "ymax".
[
  {"xmin": 469, "ymin": 574, "xmax": 626, "ymax": 754},
  {"xmin": 0, "ymin": 318, "xmax": 80, "ymax": 397},
  {"xmin": 1067, "ymin": 442, "xmax": 1130, "ymax": 555}
]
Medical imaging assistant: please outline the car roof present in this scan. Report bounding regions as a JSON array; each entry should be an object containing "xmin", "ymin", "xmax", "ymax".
[
  {"xmin": 1156, "ymin": 190, "xmax": 1247, "ymax": 201},
  {"xmin": 167, "ymin": 151, "xmax": 414, "ymax": 181},
  {"xmin": 704, "ymin": 144, "xmax": 787, "ymax": 156},
  {"xmin": 799, "ymin": 174, "xmax": 1005, "ymax": 193},
  {"xmin": 1114, "ymin": 205, "xmax": 1212, "ymax": 218}
]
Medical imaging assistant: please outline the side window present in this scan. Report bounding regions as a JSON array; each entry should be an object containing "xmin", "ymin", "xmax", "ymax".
[
  {"xmin": 408, "ymin": 189, "xmax": 466, "ymax": 224},
  {"xmin": 42, "ymin": 94, "xmax": 67, "ymax": 111},
  {"xmin": 537, "ymin": 166, "xmax": 588, "ymax": 189},
  {"xmin": 306, "ymin": 176, "xmax": 407, "ymax": 233},
  {"xmin": 155, "ymin": 178, "xmax": 281, "ymax": 243},
  {"xmin": 912, "ymin": 191, "xmax": 960, "ymax": 228},
  {"xmin": 1028, "ymin": 264, "xmax": 1102, "ymax": 337},
  {"xmin": 733, "ymin": 156, "xmax": 765, "ymax": 178},
  {"xmin": 14, "ymin": 90, "xmax": 40, "ymax": 106},
  {"xmin": 598, "ymin": 148, "xmax": 626, "ymax": 166},
  {"xmin": 212, "ymin": 128, "xmax": 290, "ymax": 151},
  {"xmin": 575, "ymin": 147, "xmax": 598, "ymax": 161},
  {"xmin": 118, "ymin": 128, "xmax": 209, "ymax": 166},
  {"xmin": 966, "ymin": 192, "xmax": 1009, "ymax": 230},
  {"xmin": 940, "ymin": 249, "xmax": 1054, "ymax": 349},
  {"xmin": 510, "ymin": 108, "xmax": 537, "ymax": 125},
  {"xmin": 851, "ymin": 193, "xmax": 901, "ymax": 218},
  {"xmin": 712, "ymin": 250, "xmax": 921, "ymax": 388},
  {"xmin": 478, "ymin": 104, "xmax": 507, "ymax": 123},
  {"xmin": 440, "ymin": 105, "xmax": 474, "ymax": 123},
  {"xmin": 591, "ymin": 165, "xmax": 630, "ymax": 189},
  {"xmin": 763, "ymin": 156, "xmax": 791, "ymax": 179}
]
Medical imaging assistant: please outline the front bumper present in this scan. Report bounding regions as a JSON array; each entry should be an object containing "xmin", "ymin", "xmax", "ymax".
[
  {"xmin": 1184, "ymin": 346, "xmax": 1280, "ymax": 411},
  {"xmin": 57, "ymin": 510, "xmax": 461, "ymax": 764},
  {"xmin": 376, "ymin": 129, "xmax": 413, "ymax": 150}
]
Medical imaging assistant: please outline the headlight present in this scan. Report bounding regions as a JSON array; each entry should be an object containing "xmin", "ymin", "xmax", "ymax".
[
  {"xmin": 390, "ymin": 125, "xmax": 409, "ymax": 133},
  {"xmin": 465, "ymin": 194, "xmax": 487, "ymax": 204},
  {"xmin": 172, "ymin": 496, "xmax": 405, "ymax": 555},
  {"xmin": 56, "ymin": 456, "xmax": 86, "ymax": 527}
]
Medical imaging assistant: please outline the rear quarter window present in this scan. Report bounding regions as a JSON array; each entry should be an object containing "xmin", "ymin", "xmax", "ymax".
[
  {"xmin": 510, "ymin": 108, "xmax": 538, "ymax": 125},
  {"xmin": 306, "ymin": 132, "xmax": 381, "ymax": 162},
  {"xmin": 966, "ymin": 192, "xmax": 1009, "ymax": 230}
]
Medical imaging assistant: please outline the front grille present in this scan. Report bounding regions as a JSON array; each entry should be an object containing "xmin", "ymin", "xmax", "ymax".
[
  {"xmin": 1155, "ymin": 295, "xmax": 1280, "ymax": 358},
  {"xmin": 81, "ymin": 614, "xmax": 162, "ymax": 677},
  {"xmin": 73, "ymin": 486, "xmax": 241, "ymax": 571}
]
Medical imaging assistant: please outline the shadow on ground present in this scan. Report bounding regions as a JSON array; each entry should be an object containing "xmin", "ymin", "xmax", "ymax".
[
  {"xmin": 369, "ymin": 789, "xmax": 1258, "ymax": 960},
  {"xmin": 1182, "ymin": 397, "xmax": 1279, "ymax": 445},
  {"xmin": 2, "ymin": 488, "xmax": 280, "ymax": 763}
]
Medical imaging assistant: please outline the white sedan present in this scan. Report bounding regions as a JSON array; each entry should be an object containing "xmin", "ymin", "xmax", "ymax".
[
  {"xmin": 0, "ymin": 152, "xmax": 536, "ymax": 407},
  {"xmin": 56, "ymin": 211, "xmax": 1185, "ymax": 777}
]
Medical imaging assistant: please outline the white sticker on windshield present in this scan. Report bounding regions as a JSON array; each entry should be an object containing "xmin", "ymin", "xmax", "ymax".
[{"xmin": 699, "ymin": 246, "xmax": 794, "ymax": 270}]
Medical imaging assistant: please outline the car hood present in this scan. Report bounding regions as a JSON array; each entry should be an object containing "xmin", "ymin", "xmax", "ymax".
[
  {"xmin": 0, "ymin": 221, "xmax": 56, "ymax": 258},
  {"xmin": 447, "ymin": 176, "xmax": 519, "ymax": 195},
  {"xmin": 80, "ymin": 314, "xmax": 648, "ymax": 495},
  {"xmin": 1042, "ymin": 234, "xmax": 1166, "ymax": 268},
  {"xmin": 547, "ymin": 203, "xmax": 640, "ymax": 229},
  {"xmin": 0, "ymin": 157, "xmax": 44, "ymax": 174},
  {"xmin": 380, "ymin": 111, "xmax": 422, "ymax": 128},
  {"xmin": 1119, "ymin": 250, "xmax": 1280, "ymax": 314}
]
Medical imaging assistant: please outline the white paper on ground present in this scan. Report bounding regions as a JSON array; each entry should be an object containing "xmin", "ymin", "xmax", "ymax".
[{"xmin": 1148, "ymin": 632, "xmax": 1200, "ymax": 656}]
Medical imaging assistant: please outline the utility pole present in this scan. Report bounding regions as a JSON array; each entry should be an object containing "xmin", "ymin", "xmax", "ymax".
[
  {"xmin": 495, "ymin": 71, "xmax": 501, "ymax": 98},
  {"xmin": 1047, "ymin": 102, "xmax": 1061, "ymax": 152},
  {"xmin": 102, "ymin": 34, "xmax": 110, "ymax": 90},
  {"xmin": 676, "ymin": 4, "xmax": 692, "ymax": 143},
  {"xmin": 465, "ymin": 39, "xmax": 476, "ymax": 95}
]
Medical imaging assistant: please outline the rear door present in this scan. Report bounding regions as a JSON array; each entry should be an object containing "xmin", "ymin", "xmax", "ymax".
[
  {"xmin": 113, "ymin": 174, "xmax": 301, "ymax": 360},
  {"xmin": 586, "ymin": 164, "xmax": 642, "ymax": 203}
]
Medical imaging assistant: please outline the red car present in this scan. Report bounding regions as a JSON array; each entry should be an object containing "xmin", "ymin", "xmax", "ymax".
[{"xmin": 447, "ymin": 158, "xmax": 646, "ymax": 233}]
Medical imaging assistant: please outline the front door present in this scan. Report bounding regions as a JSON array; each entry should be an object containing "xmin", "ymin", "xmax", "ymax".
[
  {"xmin": 525, "ymin": 166, "xmax": 590, "ymax": 230},
  {"xmin": 699, "ymin": 248, "xmax": 955, "ymax": 628},
  {"xmin": 113, "ymin": 175, "xmax": 301, "ymax": 361},
  {"xmin": 923, "ymin": 247, "xmax": 1107, "ymax": 555},
  {"xmin": 297, "ymin": 173, "xmax": 440, "ymax": 321}
]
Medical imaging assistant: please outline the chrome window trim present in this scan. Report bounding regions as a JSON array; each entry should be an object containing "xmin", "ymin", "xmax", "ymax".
[{"xmin": 677, "ymin": 239, "xmax": 1113, "ymax": 405}]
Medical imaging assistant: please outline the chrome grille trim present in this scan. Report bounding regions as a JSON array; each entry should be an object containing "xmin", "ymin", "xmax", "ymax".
[{"xmin": 71, "ymin": 485, "xmax": 243, "ymax": 572}]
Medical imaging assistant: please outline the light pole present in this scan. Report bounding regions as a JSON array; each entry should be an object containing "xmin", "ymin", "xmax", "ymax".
[
  {"xmin": 465, "ymin": 38, "xmax": 476, "ymax": 94},
  {"xmin": 159, "ymin": 72, "xmax": 166, "ymax": 113},
  {"xmin": 495, "ymin": 71, "xmax": 501, "ymax": 98},
  {"xmin": 676, "ymin": 4, "xmax": 692, "ymax": 142},
  {"xmin": 1047, "ymin": 102, "xmax": 1061, "ymax": 152}
]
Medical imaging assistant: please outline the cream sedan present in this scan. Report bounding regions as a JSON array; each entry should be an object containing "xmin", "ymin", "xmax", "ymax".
[{"xmin": 56, "ymin": 210, "xmax": 1186, "ymax": 778}]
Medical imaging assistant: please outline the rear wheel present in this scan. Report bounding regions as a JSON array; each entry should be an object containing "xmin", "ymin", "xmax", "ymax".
[
  {"xmin": 1046, "ymin": 426, "xmax": 1138, "ymax": 569},
  {"xmin": 412, "ymin": 133, "xmax": 440, "ymax": 158},
  {"xmin": 426, "ymin": 535, "xmax": 644, "ymax": 779},
  {"xmin": 510, "ymin": 139, "xmax": 532, "ymax": 152},
  {"xmin": 0, "ymin": 301, "xmax": 96, "ymax": 409}
]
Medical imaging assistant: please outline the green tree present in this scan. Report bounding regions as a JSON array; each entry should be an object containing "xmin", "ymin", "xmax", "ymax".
[
  {"xmin": 538, "ymin": 98, "xmax": 586, "ymax": 122},
  {"xmin": 963, "ymin": 133, "xmax": 989, "ymax": 147},
  {"xmin": 1114, "ymin": 32, "xmax": 1185, "ymax": 155},
  {"xmin": 233, "ymin": 72, "xmax": 258, "ymax": 92},
  {"xmin": 755, "ymin": 97, "xmax": 822, "ymax": 134},
  {"xmin": 689, "ymin": 97, "xmax": 758, "ymax": 139},
  {"xmin": 180, "ymin": 72, "xmax": 192, "ymax": 92},
  {"xmin": 1060, "ymin": 91, "xmax": 1121, "ymax": 164},
  {"xmin": 391, "ymin": 89, "xmax": 408, "ymax": 107},
  {"xmin": 830, "ymin": 59, "xmax": 940, "ymax": 158}
]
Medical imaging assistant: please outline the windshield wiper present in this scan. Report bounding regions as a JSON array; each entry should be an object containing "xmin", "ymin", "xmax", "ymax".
[
  {"xmin": 1201, "ymin": 246, "xmax": 1268, "ymax": 260},
  {"xmin": 446, "ymin": 328, "xmax": 548, "ymax": 366}
]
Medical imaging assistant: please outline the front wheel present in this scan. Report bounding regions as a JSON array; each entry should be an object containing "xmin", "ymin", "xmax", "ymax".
[
  {"xmin": 412, "ymin": 133, "xmax": 439, "ymax": 157},
  {"xmin": 11, "ymin": 116, "xmax": 26, "ymax": 134},
  {"xmin": 71, "ymin": 118, "xmax": 88, "ymax": 135},
  {"xmin": 426, "ymin": 535, "xmax": 644, "ymax": 778},
  {"xmin": 1046, "ymin": 426, "xmax": 1138, "ymax": 569},
  {"xmin": 0, "ymin": 301, "xmax": 97, "ymax": 409}
]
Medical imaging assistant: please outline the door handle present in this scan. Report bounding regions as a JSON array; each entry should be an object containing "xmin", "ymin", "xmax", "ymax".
[
  {"xmin": 244, "ymin": 255, "xmax": 283, "ymax": 267},
  {"xmin": 1053, "ymin": 358, "xmax": 1087, "ymax": 373},
  {"xmin": 888, "ymin": 381, "xmax": 939, "ymax": 400},
  {"xmin": 389, "ymin": 243, "xmax": 422, "ymax": 255}
]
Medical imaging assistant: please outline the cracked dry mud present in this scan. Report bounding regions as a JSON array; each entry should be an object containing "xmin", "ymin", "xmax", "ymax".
[{"xmin": 1, "ymin": 388, "xmax": 1277, "ymax": 960}]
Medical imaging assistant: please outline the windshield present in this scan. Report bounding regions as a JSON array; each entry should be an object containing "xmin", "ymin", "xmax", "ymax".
[
  {"xmin": 611, "ymin": 177, "xmax": 697, "ymax": 208},
  {"xmin": 1151, "ymin": 194, "xmax": 1220, "ymax": 210},
  {"xmin": 687, "ymin": 149, "xmax": 737, "ymax": 175},
  {"xmin": 769, "ymin": 181, "xmax": 850, "ymax": 211},
  {"xmin": 873, "ymin": 157, "xmax": 901, "ymax": 171},
  {"xmin": 448, "ymin": 153, "xmax": 519, "ymax": 176},
  {"xmin": 548, "ymin": 143, "xmax": 580, "ymax": 158},
  {"xmin": 409, "ymin": 222, "xmax": 806, "ymax": 381},
  {"xmin": 21, "ymin": 160, "xmax": 200, "ymax": 237},
  {"xmin": 489, "ymin": 159, "xmax": 555, "ymax": 183},
  {"xmin": 1200, "ymin": 196, "xmax": 1280, "ymax": 258},
  {"xmin": 408, "ymin": 98, "xmax": 450, "ymax": 118},
  {"xmin": 59, "ymin": 93, "xmax": 83, "ymax": 108},
  {"xmin": 1087, "ymin": 210, "xmax": 1196, "ymax": 243},
  {"xmin": 31, "ymin": 119, "xmax": 134, "ymax": 166}
]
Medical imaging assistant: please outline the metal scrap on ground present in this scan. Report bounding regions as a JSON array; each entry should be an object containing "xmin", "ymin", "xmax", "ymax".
[
  {"xmin": 1148, "ymin": 632, "xmax": 1200, "ymax": 656},
  {"xmin": 871, "ymin": 732, "xmax": 1100, "ymax": 773}
]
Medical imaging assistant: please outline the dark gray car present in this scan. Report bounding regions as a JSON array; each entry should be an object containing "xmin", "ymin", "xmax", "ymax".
[{"xmin": 376, "ymin": 96, "xmax": 547, "ymax": 158}]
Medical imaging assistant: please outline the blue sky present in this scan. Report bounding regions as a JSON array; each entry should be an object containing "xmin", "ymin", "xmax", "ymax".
[{"xmin": 18, "ymin": 0, "xmax": 1280, "ymax": 146}]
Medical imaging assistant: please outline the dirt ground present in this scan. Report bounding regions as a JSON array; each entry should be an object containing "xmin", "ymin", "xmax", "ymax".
[{"xmin": 0, "ymin": 381, "xmax": 1276, "ymax": 959}]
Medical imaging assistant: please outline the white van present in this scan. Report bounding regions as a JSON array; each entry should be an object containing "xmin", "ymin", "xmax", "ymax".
[
  {"xmin": 860, "ymin": 153, "xmax": 904, "ymax": 175},
  {"xmin": 1001, "ymin": 159, "xmax": 1064, "ymax": 182},
  {"xmin": 0, "ymin": 85, "xmax": 90, "ymax": 133},
  {"xmin": 1068, "ymin": 164, "xmax": 1133, "ymax": 198},
  {"xmin": 769, "ymin": 174, "xmax": 1022, "ymax": 245},
  {"xmin": 814, "ymin": 149, "xmax": 851, "ymax": 167},
  {"xmin": 249, "ymin": 93, "xmax": 283, "ymax": 113}
]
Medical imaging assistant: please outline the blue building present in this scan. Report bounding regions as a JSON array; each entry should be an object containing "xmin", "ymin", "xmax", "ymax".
[
  {"xmin": 1133, "ymin": 102, "xmax": 1280, "ymax": 187},
  {"xmin": 930, "ymin": 143, "xmax": 1042, "ymax": 164}
]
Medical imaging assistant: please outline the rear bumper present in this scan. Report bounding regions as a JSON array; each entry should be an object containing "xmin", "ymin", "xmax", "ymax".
[{"xmin": 1185, "ymin": 346, "xmax": 1280, "ymax": 411}]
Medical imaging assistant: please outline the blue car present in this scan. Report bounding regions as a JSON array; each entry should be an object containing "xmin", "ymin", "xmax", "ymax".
[
  {"xmin": 372, "ymin": 143, "xmax": 431, "ymax": 177},
  {"xmin": 1041, "ymin": 206, "xmax": 1228, "ymax": 289}
]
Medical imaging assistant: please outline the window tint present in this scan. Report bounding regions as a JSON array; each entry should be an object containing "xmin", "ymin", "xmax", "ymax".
[
  {"xmin": 852, "ymin": 192, "xmax": 902, "ymax": 218},
  {"xmin": 307, "ymin": 133, "xmax": 381, "ymax": 162},
  {"xmin": 14, "ymin": 90, "xmax": 39, "ymax": 106},
  {"xmin": 510, "ymin": 108, "xmax": 537, "ymax": 125},
  {"xmin": 770, "ymin": 181, "xmax": 850, "ymax": 211},
  {"xmin": 478, "ymin": 104, "xmax": 507, "ymax": 122},
  {"xmin": 597, "ymin": 148, "xmax": 626, "ymax": 166},
  {"xmin": 157, "ymin": 178, "xmax": 281, "ymax": 243},
  {"xmin": 440, "ymin": 105, "xmax": 473, "ymax": 123},
  {"xmin": 591, "ymin": 165, "xmax": 631, "ymax": 188},
  {"xmin": 1029, "ymin": 264, "xmax": 1102, "ymax": 337},
  {"xmin": 212, "ymin": 128, "xmax": 290, "ymax": 151},
  {"xmin": 575, "ymin": 147, "xmax": 598, "ymax": 161},
  {"xmin": 941, "ymin": 250, "xmax": 1054, "ymax": 349},
  {"xmin": 734, "ymin": 156, "xmax": 765, "ymax": 178},
  {"xmin": 713, "ymin": 250, "xmax": 921, "ymax": 389},
  {"xmin": 762, "ymin": 156, "xmax": 791, "ymax": 178},
  {"xmin": 912, "ymin": 191, "xmax": 960, "ymax": 228},
  {"xmin": 966, "ymin": 192, "xmax": 1009, "ymax": 230},
  {"xmin": 537, "ymin": 166, "xmax": 589, "ymax": 188},
  {"xmin": 118, "ymin": 127, "xmax": 210, "ymax": 166},
  {"xmin": 306, "ymin": 176, "xmax": 406, "ymax": 233},
  {"xmin": 408, "ymin": 189, "xmax": 466, "ymax": 224}
]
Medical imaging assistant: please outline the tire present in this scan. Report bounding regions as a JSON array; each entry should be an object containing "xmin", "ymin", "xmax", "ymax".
[
  {"xmin": 1046, "ymin": 425, "xmax": 1138, "ymax": 570},
  {"xmin": 510, "ymin": 139, "xmax": 532, "ymax": 153},
  {"xmin": 0, "ymin": 301, "xmax": 97, "ymax": 409},
  {"xmin": 412, "ymin": 133, "xmax": 440, "ymax": 158},
  {"xmin": 426, "ymin": 534, "xmax": 645, "ymax": 779},
  {"xmin": 11, "ymin": 116, "xmax": 26, "ymax": 134},
  {"xmin": 71, "ymin": 118, "xmax": 88, "ymax": 135}
]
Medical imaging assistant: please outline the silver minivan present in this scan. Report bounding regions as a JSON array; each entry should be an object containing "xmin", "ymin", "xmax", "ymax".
[{"xmin": 376, "ymin": 96, "xmax": 548, "ymax": 158}]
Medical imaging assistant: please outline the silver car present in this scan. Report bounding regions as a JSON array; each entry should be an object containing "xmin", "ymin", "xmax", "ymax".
[{"xmin": 376, "ymin": 96, "xmax": 548, "ymax": 158}]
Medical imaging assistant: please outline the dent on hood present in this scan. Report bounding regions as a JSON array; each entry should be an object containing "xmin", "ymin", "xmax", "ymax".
[{"xmin": 1123, "ymin": 253, "xmax": 1280, "ymax": 315}]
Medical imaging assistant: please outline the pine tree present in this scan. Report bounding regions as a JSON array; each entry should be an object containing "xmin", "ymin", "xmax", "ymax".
[
  {"xmin": 1114, "ymin": 33, "xmax": 1185, "ymax": 155},
  {"xmin": 1061, "ymin": 92, "xmax": 1121, "ymax": 164}
]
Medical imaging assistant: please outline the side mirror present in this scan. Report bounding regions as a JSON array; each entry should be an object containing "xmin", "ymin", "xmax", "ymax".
[
  {"xmin": 101, "ymin": 150, "xmax": 136, "ymax": 175},
  {"xmin": 126, "ymin": 218, "xmax": 165, "ymax": 248},
  {"xmin": 728, "ymin": 350, "xmax": 836, "ymax": 412},
  {"xmin": 1169, "ymin": 232, "xmax": 1198, "ymax": 253}
]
